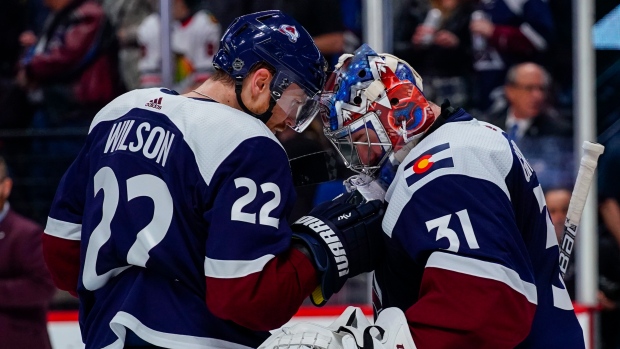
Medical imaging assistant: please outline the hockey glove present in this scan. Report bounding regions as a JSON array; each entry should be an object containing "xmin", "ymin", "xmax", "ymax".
[
  {"xmin": 292, "ymin": 190, "xmax": 386, "ymax": 306},
  {"xmin": 259, "ymin": 306, "xmax": 417, "ymax": 349}
]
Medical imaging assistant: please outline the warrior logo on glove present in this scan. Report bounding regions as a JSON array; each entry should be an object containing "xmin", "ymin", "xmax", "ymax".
[
  {"xmin": 320, "ymin": 44, "xmax": 436, "ymax": 175},
  {"xmin": 292, "ymin": 191, "xmax": 385, "ymax": 306},
  {"xmin": 295, "ymin": 215, "xmax": 349, "ymax": 277}
]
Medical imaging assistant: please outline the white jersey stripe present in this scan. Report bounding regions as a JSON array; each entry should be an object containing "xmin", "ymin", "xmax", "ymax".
[
  {"xmin": 106, "ymin": 311, "xmax": 252, "ymax": 349},
  {"xmin": 429, "ymin": 148, "xmax": 452, "ymax": 162},
  {"xmin": 384, "ymin": 120, "xmax": 513, "ymax": 237},
  {"xmin": 520, "ymin": 23, "xmax": 548, "ymax": 51},
  {"xmin": 545, "ymin": 212, "xmax": 559, "ymax": 249},
  {"xmin": 552, "ymin": 276, "xmax": 574, "ymax": 310},
  {"xmin": 426, "ymin": 252, "xmax": 538, "ymax": 305},
  {"xmin": 44, "ymin": 217, "xmax": 82, "ymax": 241},
  {"xmin": 204, "ymin": 254, "xmax": 275, "ymax": 279},
  {"xmin": 533, "ymin": 184, "xmax": 546, "ymax": 213}
]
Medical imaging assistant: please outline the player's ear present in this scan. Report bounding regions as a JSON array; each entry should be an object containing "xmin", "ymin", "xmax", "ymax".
[
  {"xmin": 504, "ymin": 84, "xmax": 516, "ymax": 102},
  {"xmin": 251, "ymin": 68, "xmax": 272, "ymax": 97}
]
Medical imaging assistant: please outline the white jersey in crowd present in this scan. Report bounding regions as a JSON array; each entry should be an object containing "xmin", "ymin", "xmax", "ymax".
[{"xmin": 137, "ymin": 10, "xmax": 221, "ymax": 91}]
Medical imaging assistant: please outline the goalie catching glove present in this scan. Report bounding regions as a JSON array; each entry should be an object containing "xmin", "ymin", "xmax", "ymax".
[
  {"xmin": 259, "ymin": 306, "xmax": 417, "ymax": 349},
  {"xmin": 292, "ymin": 190, "xmax": 386, "ymax": 306}
]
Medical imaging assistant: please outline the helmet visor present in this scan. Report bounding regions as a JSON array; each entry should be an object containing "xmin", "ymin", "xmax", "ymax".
[{"xmin": 275, "ymin": 83, "xmax": 321, "ymax": 133}]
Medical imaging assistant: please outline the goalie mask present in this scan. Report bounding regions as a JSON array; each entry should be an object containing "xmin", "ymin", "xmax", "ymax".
[{"xmin": 319, "ymin": 44, "xmax": 436, "ymax": 175}]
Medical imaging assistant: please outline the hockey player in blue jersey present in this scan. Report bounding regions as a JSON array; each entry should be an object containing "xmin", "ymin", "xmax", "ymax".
[
  {"xmin": 315, "ymin": 44, "xmax": 585, "ymax": 348},
  {"xmin": 41, "ymin": 11, "xmax": 385, "ymax": 349}
]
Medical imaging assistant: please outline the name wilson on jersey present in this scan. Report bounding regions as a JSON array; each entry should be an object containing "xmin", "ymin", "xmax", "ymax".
[
  {"xmin": 295, "ymin": 216, "xmax": 349, "ymax": 277},
  {"xmin": 104, "ymin": 119, "xmax": 176, "ymax": 167}
]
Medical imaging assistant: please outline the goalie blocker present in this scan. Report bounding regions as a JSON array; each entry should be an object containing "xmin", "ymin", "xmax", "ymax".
[{"xmin": 292, "ymin": 190, "xmax": 386, "ymax": 306}]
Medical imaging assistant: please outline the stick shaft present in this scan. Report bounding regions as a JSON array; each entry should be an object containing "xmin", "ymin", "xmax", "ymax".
[{"xmin": 559, "ymin": 141, "xmax": 604, "ymax": 278}]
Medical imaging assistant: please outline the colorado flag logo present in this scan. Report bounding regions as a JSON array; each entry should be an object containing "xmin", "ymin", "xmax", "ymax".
[{"xmin": 404, "ymin": 143, "xmax": 454, "ymax": 187}]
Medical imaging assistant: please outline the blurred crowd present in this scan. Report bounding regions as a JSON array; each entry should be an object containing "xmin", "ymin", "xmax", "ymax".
[{"xmin": 0, "ymin": 0, "xmax": 619, "ymax": 348}]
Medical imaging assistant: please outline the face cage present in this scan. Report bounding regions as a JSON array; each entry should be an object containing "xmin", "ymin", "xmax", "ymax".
[{"xmin": 324, "ymin": 112, "xmax": 394, "ymax": 176}]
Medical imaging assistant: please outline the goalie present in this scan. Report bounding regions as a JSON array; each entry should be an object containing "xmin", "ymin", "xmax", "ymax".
[{"xmin": 263, "ymin": 44, "xmax": 585, "ymax": 349}]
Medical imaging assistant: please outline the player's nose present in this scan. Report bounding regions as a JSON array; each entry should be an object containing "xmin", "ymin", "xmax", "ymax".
[{"xmin": 285, "ymin": 115, "xmax": 295, "ymax": 128}]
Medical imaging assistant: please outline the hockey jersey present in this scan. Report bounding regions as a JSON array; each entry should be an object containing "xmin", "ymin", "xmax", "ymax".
[
  {"xmin": 137, "ymin": 10, "xmax": 221, "ymax": 90},
  {"xmin": 42, "ymin": 88, "xmax": 317, "ymax": 348},
  {"xmin": 473, "ymin": 0, "xmax": 554, "ymax": 110},
  {"xmin": 373, "ymin": 109, "xmax": 584, "ymax": 348}
]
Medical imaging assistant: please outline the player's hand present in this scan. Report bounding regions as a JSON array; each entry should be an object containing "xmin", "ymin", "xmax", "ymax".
[
  {"xmin": 292, "ymin": 190, "xmax": 386, "ymax": 306},
  {"xmin": 412, "ymin": 25, "xmax": 435, "ymax": 46},
  {"xmin": 19, "ymin": 30, "xmax": 37, "ymax": 47},
  {"xmin": 434, "ymin": 30, "xmax": 459, "ymax": 48},
  {"xmin": 469, "ymin": 17, "xmax": 494, "ymax": 38}
]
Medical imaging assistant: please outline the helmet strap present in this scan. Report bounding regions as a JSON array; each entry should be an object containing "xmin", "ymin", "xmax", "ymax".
[
  {"xmin": 419, "ymin": 99, "xmax": 456, "ymax": 143},
  {"xmin": 234, "ymin": 80, "xmax": 276, "ymax": 124}
]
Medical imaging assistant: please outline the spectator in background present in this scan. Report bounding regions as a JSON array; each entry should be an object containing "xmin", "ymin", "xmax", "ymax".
[
  {"xmin": 394, "ymin": 0, "xmax": 476, "ymax": 108},
  {"xmin": 208, "ymin": 0, "xmax": 358, "ymax": 69},
  {"xmin": 204, "ymin": 0, "xmax": 252, "ymax": 30},
  {"xmin": 18, "ymin": 0, "xmax": 122, "ymax": 129},
  {"xmin": 18, "ymin": 0, "xmax": 51, "ymax": 56},
  {"xmin": 23, "ymin": 0, "xmax": 51, "ymax": 39},
  {"xmin": 599, "ymin": 128, "xmax": 620, "ymax": 276},
  {"xmin": 136, "ymin": 0, "xmax": 221, "ymax": 92},
  {"xmin": 544, "ymin": 187, "xmax": 576, "ymax": 297},
  {"xmin": 339, "ymin": 0, "xmax": 363, "ymax": 57},
  {"xmin": 0, "ymin": 1, "xmax": 28, "ymax": 83},
  {"xmin": 469, "ymin": 0, "xmax": 554, "ymax": 114},
  {"xmin": 545, "ymin": 187, "xmax": 571, "ymax": 244},
  {"xmin": 597, "ymin": 129, "xmax": 620, "ymax": 349},
  {"xmin": 251, "ymin": 0, "xmax": 347, "ymax": 69},
  {"xmin": 544, "ymin": 185, "xmax": 620, "ymax": 340},
  {"xmin": 103, "ymin": 0, "xmax": 157, "ymax": 91},
  {"xmin": 481, "ymin": 62, "xmax": 573, "ymax": 190},
  {"xmin": 0, "ymin": 0, "xmax": 34, "ymax": 130},
  {"xmin": 0, "ymin": 156, "xmax": 55, "ymax": 349},
  {"xmin": 16, "ymin": 0, "xmax": 123, "ymax": 224}
]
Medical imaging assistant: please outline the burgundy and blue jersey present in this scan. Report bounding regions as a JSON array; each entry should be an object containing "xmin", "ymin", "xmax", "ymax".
[
  {"xmin": 373, "ymin": 109, "xmax": 584, "ymax": 348},
  {"xmin": 473, "ymin": 0, "xmax": 554, "ymax": 110},
  {"xmin": 42, "ymin": 88, "xmax": 317, "ymax": 349}
]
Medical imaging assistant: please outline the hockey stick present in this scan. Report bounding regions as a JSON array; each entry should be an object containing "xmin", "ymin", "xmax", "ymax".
[{"xmin": 558, "ymin": 141, "xmax": 605, "ymax": 279}]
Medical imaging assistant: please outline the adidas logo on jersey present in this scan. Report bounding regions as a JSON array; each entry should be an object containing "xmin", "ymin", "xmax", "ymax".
[{"xmin": 145, "ymin": 97, "xmax": 163, "ymax": 110}]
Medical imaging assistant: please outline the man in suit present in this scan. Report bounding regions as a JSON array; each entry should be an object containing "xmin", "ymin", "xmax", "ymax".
[
  {"xmin": 0, "ymin": 156, "xmax": 55, "ymax": 349},
  {"xmin": 482, "ymin": 62, "xmax": 573, "ymax": 190}
]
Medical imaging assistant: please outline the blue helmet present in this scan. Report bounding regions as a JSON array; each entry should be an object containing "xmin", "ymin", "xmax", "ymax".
[{"xmin": 213, "ymin": 10, "xmax": 327, "ymax": 129}]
